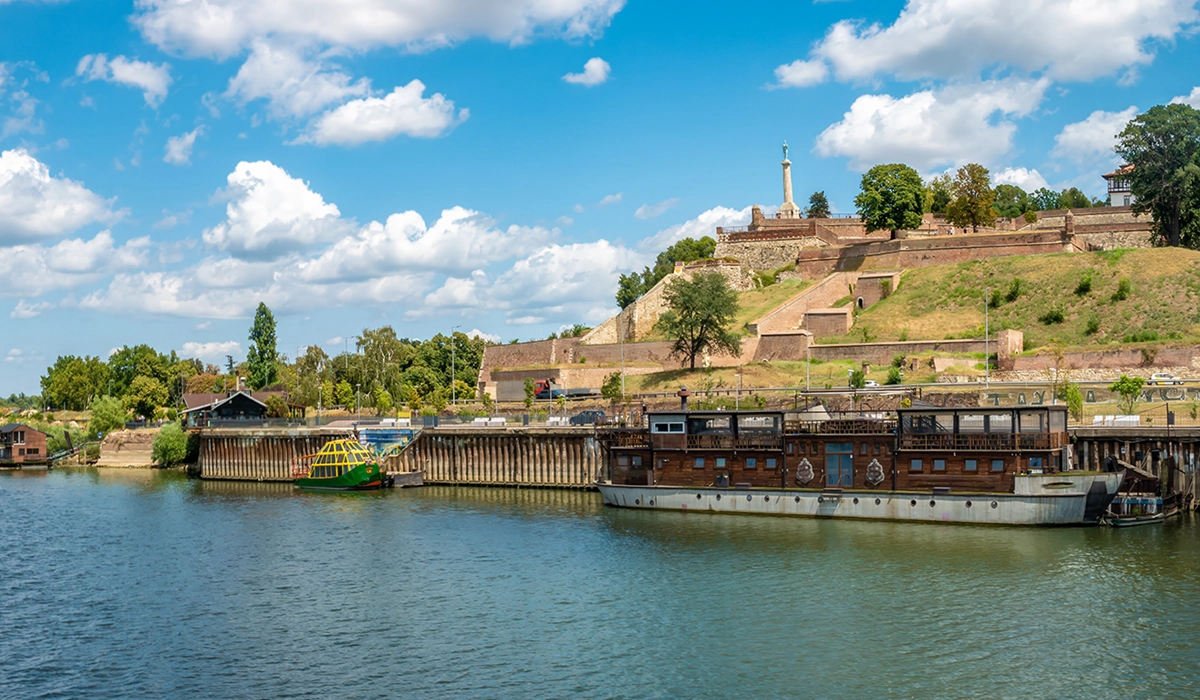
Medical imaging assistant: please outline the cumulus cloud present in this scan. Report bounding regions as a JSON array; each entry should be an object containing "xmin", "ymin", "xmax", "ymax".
[
  {"xmin": 815, "ymin": 79, "xmax": 1049, "ymax": 171},
  {"xmin": 634, "ymin": 198, "xmax": 680, "ymax": 220},
  {"xmin": 225, "ymin": 40, "xmax": 370, "ymax": 119},
  {"xmin": 1051, "ymin": 106, "xmax": 1138, "ymax": 167},
  {"xmin": 297, "ymin": 80, "xmax": 467, "ymax": 146},
  {"xmin": 0, "ymin": 149, "xmax": 121, "ymax": 244},
  {"xmin": 563, "ymin": 57, "xmax": 610, "ymax": 86},
  {"xmin": 640, "ymin": 205, "xmax": 750, "ymax": 252},
  {"xmin": 0, "ymin": 63, "xmax": 45, "ymax": 139},
  {"xmin": 776, "ymin": 0, "xmax": 1198, "ymax": 86},
  {"xmin": 163, "ymin": 125, "xmax": 206, "ymax": 165},
  {"xmin": 76, "ymin": 54, "xmax": 172, "ymax": 107},
  {"xmin": 773, "ymin": 58, "xmax": 828, "ymax": 88},
  {"xmin": 181, "ymin": 340, "xmax": 242, "ymax": 363},
  {"xmin": 133, "ymin": 0, "xmax": 625, "ymax": 58},
  {"xmin": 598, "ymin": 192, "xmax": 622, "ymax": 206},
  {"xmin": 993, "ymin": 167, "xmax": 1049, "ymax": 192},
  {"xmin": 11, "ymin": 300, "xmax": 53, "ymax": 319},
  {"xmin": 466, "ymin": 328, "xmax": 500, "ymax": 343},
  {"xmin": 0, "ymin": 231, "xmax": 149, "ymax": 297},
  {"xmin": 1171, "ymin": 87, "xmax": 1200, "ymax": 109},
  {"xmin": 202, "ymin": 160, "xmax": 351, "ymax": 258}
]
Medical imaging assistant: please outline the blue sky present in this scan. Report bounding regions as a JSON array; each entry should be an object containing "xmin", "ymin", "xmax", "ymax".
[{"xmin": 2, "ymin": 0, "xmax": 1199, "ymax": 394}]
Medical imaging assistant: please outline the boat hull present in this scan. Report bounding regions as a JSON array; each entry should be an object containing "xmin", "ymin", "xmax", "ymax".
[
  {"xmin": 295, "ymin": 462, "xmax": 385, "ymax": 491},
  {"xmin": 597, "ymin": 473, "xmax": 1124, "ymax": 526}
]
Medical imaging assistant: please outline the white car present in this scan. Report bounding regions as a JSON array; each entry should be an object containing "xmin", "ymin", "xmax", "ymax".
[
  {"xmin": 1147, "ymin": 372, "xmax": 1184, "ymax": 385},
  {"xmin": 862, "ymin": 380, "xmax": 880, "ymax": 388}
]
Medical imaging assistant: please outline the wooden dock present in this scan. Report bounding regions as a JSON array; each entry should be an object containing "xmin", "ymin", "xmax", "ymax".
[
  {"xmin": 387, "ymin": 427, "xmax": 603, "ymax": 488},
  {"xmin": 197, "ymin": 427, "xmax": 352, "ymax": 481}
]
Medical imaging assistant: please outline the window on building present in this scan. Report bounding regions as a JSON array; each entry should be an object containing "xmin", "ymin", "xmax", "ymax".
[
  {"xmin": 27, "ymin": 448, "xmax": 37, "ymax": 455},
  {"xmin": 860, "ymin": 443, "xmax": 868, "ymax": 455},
  {"xmin": 651, "ymin": 422, "xmax": 685, "ymax": 433},
  {"xmin": 991, "ymin": 459, "xmax": 1005, "ymax": 472},
  {"xmin": 1123, "ymin": 195, "xmax": 1131, "ymax": 206},
  {"xmin": 18, "ymin": 448, "xmax": 25, "ymax": 456},
  {"xmin": 787, "ymin": 443, "xmax": 794, "ymax": 454},
  {"xmin": 910, "ymin": 459, "xmax": 922, "ymax": 472},
  {"xmin": 14, "ymin": 431, "xmax": 24, "ymax": 445},
  {"xmin": 631, "ymin": 455, "xmax": 642, "ymax": 467},
  {"xmin": 716, "ymin": 458, "xmax": 726, "ymax": 468},
  {"xmin": 1029, "ymin": 457, "xmax": 1043, "ymax": 469},
  {"xmin": 617, "ymin": 456, "xmax": 629, "ymax": 466},
  {"xmin": 965, "ymin": 459, "xmax": 977, "ymax": 471},
  {"xmin": 934, "ymin": 459, "xmax": 946, "ymax": 471},
  {"xmin": 874, "ymin": 443, "xmax": 882, "ymax": 455},
  {"xmin": 765, "ymin": 458, "xmax": 777, "ymax": 470},
  {"xmin": 693, "ymin": 457, "xmax": 705, "ymax": 469},
  {"xmin": 745, "ymin": 458, "xmax": 757, "ymax": 469}
]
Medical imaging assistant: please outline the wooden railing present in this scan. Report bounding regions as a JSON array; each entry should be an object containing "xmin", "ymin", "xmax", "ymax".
[
  {"xmin": 785, "ymin": 419, "xmax": 897, "ymax": 435},
  {"xmin": 604, "ymin": 430, "xmax": 650, "ymax": 448},
  {"xmin": 899, "ymin": 433, "xmax": 1067, "ymax": 451}
]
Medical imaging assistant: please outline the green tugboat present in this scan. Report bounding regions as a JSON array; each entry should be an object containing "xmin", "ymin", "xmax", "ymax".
[{"xmin": 293, "ymin": 439, "xmax": 393, "ymax": 491}]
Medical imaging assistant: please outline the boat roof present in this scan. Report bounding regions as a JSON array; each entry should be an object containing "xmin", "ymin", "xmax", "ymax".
[{"xmin": 649, "ymin": 410, "xmax": 783, "ymax": 417}]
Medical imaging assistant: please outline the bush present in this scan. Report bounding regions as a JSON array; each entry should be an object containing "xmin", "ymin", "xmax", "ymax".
[
  {"xmin": 152, "ymin": 423, "xmax": 189, "ymax": 467},
  {"xmin": 1075, "ymin": 272, "xmax": 1093, "ymax": 295},
  {"xmin": 890, "ymin": 354, "xmax": 906, "ymax": 368},
  {"xmin": 1085, "ymin": 317, "xmax": 1100, "ymax": 335},
  {"xmin": 1124, "ymin": 330, "xmax": 1160, "ymax": 343},
  {"xmin": 1112, "ymin": 278, "xmax": 1131, "ymax": 301},
  {"xmin": 87, "ymin": 395, "xmax": 128, "ymax": 438},
  {"xmin": 1038, "ymin": 309, "xmax": 1064, "ymax": 324},
  {"xmin": 1005, "ymin": 278, "xmax": 1022, "ymax": 303},
  {"xmin": 265, "ymin": 395, "xmax": 289, "ymax": 418},
  {"xmin": 886, "ymin": 367, "xmax": 903, "ymax": 385}
]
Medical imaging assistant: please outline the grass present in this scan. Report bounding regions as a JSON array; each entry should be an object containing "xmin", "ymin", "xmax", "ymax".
[
  {"xmin": 816, "ymin": 248, "xmax": 1200, "ymax": 352},
  {"xmin": 640, "ymin": 278, "xmax": 812, "ymax": 341}
]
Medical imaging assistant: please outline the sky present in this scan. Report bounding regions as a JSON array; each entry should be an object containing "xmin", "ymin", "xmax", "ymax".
[{"xmin": 2, "ymin": 0, "xmax": 1200, "ymax": 395}]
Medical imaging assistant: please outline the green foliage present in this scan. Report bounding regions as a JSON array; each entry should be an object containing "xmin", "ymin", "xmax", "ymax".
[
  {"xmin": 480, "ymin": 392, "xmax": 494, "ymax": 413},
  {"xmin": 334, "ymin": 380, "xmax": 354, "ymax": 408},
  {"xmin": 1024, "ymin": 210, "xmax": 1039, "ymax": 224},
  {"xmin": 1124, "ymin": 329, "xmax": 1160, "ymax": 343},
  {"xmin": 87, "ymin": 395, "xmax": 128, "ymax": 437},
  {"xmin": 124, "ymin": 375, "xmax": 168, "ymax": 419},
  {"xmin": 656, "ymin": 272, "xmax": 742, "ymax": 369},
  {"xmin": 1112, "ymin": 277, "xmax": 1132, "ymax": 301},
  {"xmin": 925, "ymin": 173, "xmax": 952, "ymax": 214},
  {"xmin": 805, "ymin": 191, "xmax": 831, "ymax": 218},
  {"xmin": 107, "ymin": 344, "xmax": 169, "ymax": 398},
  {"xmin": 848, "ymin": 369, "xmax": 866, "ymax": 390},
  {"xmin": 0, "ymin": 393, "xmax": 41, "ymax": 410},
  {"xmin": 247, "ymin": 302, "xmax": 279, "ymax": 390},
  {"xmin": 373, "ymin": 387, "xmax": 393, "ymax": 415},
  {"xmin": 523, "ymin": 378, "xmax": 536, "ymax": 410},
  {"xmin": 855, "ymin": 163, "xmax": 926, "ymax": 233},
  {"xmin": 947, "ymin": 163, "xmax": 996, "ymax": 231},
  {"xmin": 1085, "ymin": 317, "xmax": 1101, "ymax": 335},
  {"xmin": 1005, "ymin": 278, "xmax": 1023, "ymax": 303},
  {"xmin": 616, "ymin": 236, "xmax": 717, "ymax": 308},
  {"xmin": 886, "ymin": 366, "xmax": 903, "ymax": 385},
  {"xmin": 1057, "ymin": 380, "xmax": 1084, "ymax": 422},
  {"xmin": 992, "ymin": 183, "xmax": 1032, "ymax": 218},
  {"xmin": 1115, "ymin": 103, "xmax": 1200, "ymax": 248},
  {"xmin": 152, "ymin": 423, "xmax": 189, "ymax": 467},
  {"xmin": 1075, "ymin": 272, "xmax": 1093, "ymax": 295},
  {"xmin": 1038, "ymin": 309, "xmax": 1065, "ymax": 325},
  {"xmin": 264, "ymin": 395, "xmax": 289, "ymax": 418},
  {"xmin": 898, "ymin": 327, "xmax": 909, "ymax": 341},
  {"xmin": 40, "ymin": 355, "xmax": 109, "ymax": 411},
  {"xmin": 601, "ymin": 371, "xmax": 623, "ymax": 402},
  {"xmin": 1110, "ymin": 374, "xmax": 1146, "ymax": 415},
  {"xmin": 1030, "ymin": 187, "xmax": 1061, "ymax": 211}
]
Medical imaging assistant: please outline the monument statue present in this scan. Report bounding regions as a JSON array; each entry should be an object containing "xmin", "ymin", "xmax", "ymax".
[{"xmin": 782, "ymin": 141, "xmax": 789, "ymax": 162}]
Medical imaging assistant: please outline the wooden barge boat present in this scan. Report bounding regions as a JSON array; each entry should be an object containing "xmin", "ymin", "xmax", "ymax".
[{"xmin": 596, "ymin": 406, "xmax": 1123, "ymax": 526}]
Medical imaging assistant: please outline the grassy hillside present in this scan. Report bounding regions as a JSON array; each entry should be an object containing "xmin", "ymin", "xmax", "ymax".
[
  {"xmin": 640, "ymin": 278, "xmax": 811, "ymax": 341},
  {"xmin": 821, "ymin": 248, "xmax": 1200, "ymax": 352}
]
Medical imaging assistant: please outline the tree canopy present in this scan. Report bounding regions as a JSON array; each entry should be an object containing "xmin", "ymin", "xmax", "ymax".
[
  {"xmin": 655, "ymin": 272, "xmax": 742, "ymax": 369},
  {"xmin": 925, "ymin": 173, "xmax": 952, "ymax": 214},
  {"xmin": 616, "ymin": 236, "xmax": 716, "ymax": 308},
  {"xmin": 247, "ymin": 302, "xmax": 279, "ymax": 390},
  {"xmin": 992, "ymin": 184, "xmax": 1032, "ymax": 218},
  {"xmin": 1115, "ymin": 103, "xmax": 1200, "ymax": 248},
  {"xmin": 805, "ymin": 191, "xmax": 831, "ymax": 218},
  {"xmin": 854, "ymin": 164, "xmax": 925, "ymax": 234},
  {"xmin": 946, "ymin": 163, "xmax": 996, "ymax": 232}
]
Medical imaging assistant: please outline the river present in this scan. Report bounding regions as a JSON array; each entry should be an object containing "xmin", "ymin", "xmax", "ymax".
[{"xmin": 2, "ymin": 469, "xmax": 1198, "ymax": 699}]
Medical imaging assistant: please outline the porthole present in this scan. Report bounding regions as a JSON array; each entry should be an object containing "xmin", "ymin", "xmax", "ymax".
[
  {"xmin": 795, "ymin": 496, "xmax": 801, "ymax": 503},
  {"xmin": 649, "ymin": 499, "xmax": 655, "ymax": 506},
  {"xmin": 818, "ymin": 496, "xmax": 824, "ymax": 504},
  {"xmin": 991, "ymin": 501, "xmax": 998, "ymax": 509},
  {"xmin": 747, "ymin": 495, "xmax": 753, "ymax": 502},
  {"xmin": 696, "ymin": 493, "xmax": 702, "ymax": 500},
  {"xmin": 853, "ymin": 497, "xmax": 859, "ymax": 505},
  {"xmin": 929, "ymin": 500, "xmax": 936, "ymax": 507},
  {"xmin": 874, "ymin": 498, "xmax": 881, "ymax": 505},
  {"xmin": 910, "ymin": 499, "xmax": 917, "ymax": 507},
  {"xmin": 966, "ymin": 501, "xmax": 973, "ymax": 508},
  {"xmin": 635, "ymin": 499, "xmax": 640, "ymax": 505},
  {"xmin": 764, "ymin": 495, "xmax": 770, "ymax": 502},
  {"xmin": 716, "ymin": 494, "xmax": 721, "ymax": 501}
]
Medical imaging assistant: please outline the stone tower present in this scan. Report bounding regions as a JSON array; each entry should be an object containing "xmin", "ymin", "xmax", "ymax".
[{"xmin": 778, "ymin": 141, "xmax": 800, "ymax": 219}]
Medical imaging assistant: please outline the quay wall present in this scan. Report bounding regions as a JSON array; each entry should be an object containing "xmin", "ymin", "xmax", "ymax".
[
  {"xmin": 387, "ymin": 428, "xmax": 603, "ymax": 488},
  {"xmin": 198, "ymin": 428, "xmax": 352, "ymax": 481}
]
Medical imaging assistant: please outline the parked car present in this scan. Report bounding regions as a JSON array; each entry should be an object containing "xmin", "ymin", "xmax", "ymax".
[
  {"xmin": 1147, "ymin": 372, "xmax": 1184, "ymax": 385},
  {"xmin": 570, "ymin": 410, "xmax": 606, "ymax": 426},
  {"xmin": 862, "ymin": 380, "xmax": 880, "ymax": 388}
]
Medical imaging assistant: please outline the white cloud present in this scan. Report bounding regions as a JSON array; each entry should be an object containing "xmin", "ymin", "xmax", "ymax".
[
  {"xmin": 10, "ymin": 300, "xmax": 52, "ymax": 319},
  {"xmin": 993, "ymin": 167, "xmax": 1049, "ymax": 192},
  {"xmin": 76, "ymin": 54, "xmax": 172, "ymax": 107},
  {"xmin": 466, "ymin": 328, "xmax": 500, "ymax": 343},
  {"xmin": 640, "ymin": 205, "xmax": 750, "ymax": 252},
  {"xmin": 133, "ymin": 0, "xmax": 625, "ymax": 58},
  {"xmin": 163, "ymin": 125, "xmax": 206, "ymax": 165},
  {"xmin": 815, "ymin": 79, "xmax": 1049, "ymax": 171},
  {"xmin": 0, "ymin": 231, "xmax": 149, "ymax": 297},
  {"xmin": 1, "ymin": 63, "xmax": 44, "ymax": 138},
  {"xmin": 202, "ymin": 160, "xmax": 351, "ymax": 258},
  {"xmin": 1173, "ymin": 87, "xmax": 1200, "ymax": 108},
  {"xmin": 778, "ymin": 0, "xmax": 1198, "ymax": 86},
  {"xmin": 634, "ymin": 198, "xmax": 680, "ymax": 220},
  {"xmin": 773, "ymin": 58, "xmax": 828, "ymax": 88},
  {"xmin": 563, "ymin": 57, "xmax": 610, "ymax": 86},
  {"xmin": 0, "ymin": 149, "xmax": 121, "ymax": 244},
  {"xmin": 225, "ymin": 40, "xmax": 370, "ymax": 119},
  {"xmin": 555, "ymin": 215, "xmax": 574, "ymax": 226},
  {"xmin": 325, "ymin": 336, "xmax": 344, "ymax": 346},
  {"xmin": 297, "ymin": 80, "xmax": 467, "ymax": 146},
  {"xmin": 1051, "ymin": 106, "xmax": 1138, "ymax": 167},
  {"xmin": 181, "ymin": 340, "xmax": 242, "ymax": 363},
  {"xmin": 4, "ymin": 348, "xmax": 23, "ymax": 363},
  {"xmin": 598, "ymin": 192, "xmax": 622, "ymax": 206}
]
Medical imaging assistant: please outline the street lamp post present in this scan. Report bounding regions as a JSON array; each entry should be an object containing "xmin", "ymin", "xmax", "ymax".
[
  {"xmin": 451, "ymin": 325, "xmax": 461, "ymax": 406},
  {"xmin": 318, "ymin": 385, "xmax": 323, "ymax": 426},
  {"xmin": 735, "ymin": 370, "xmax": 742, "ymax": 410},
  {"xmin": 985, "ymin": 287, "xmax": 990, "ymax": 389},
  {"xmin": 356, "ymin": 383, "xmax": 361, "ymax": 421}
]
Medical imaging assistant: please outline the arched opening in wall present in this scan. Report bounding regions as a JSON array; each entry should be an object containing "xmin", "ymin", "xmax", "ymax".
[{"xmin": 856, "ymin": 297, "xmax": 864, "ymax": 309}]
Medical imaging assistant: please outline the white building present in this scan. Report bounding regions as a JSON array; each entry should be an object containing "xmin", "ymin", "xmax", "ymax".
[{"xmin": 1103, "ymin": 165, "xmax": 1134, "ymax": 207}]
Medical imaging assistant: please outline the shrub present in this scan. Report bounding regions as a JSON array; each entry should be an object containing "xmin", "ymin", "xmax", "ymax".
[
  {"xmin": 1124, "ymin": 330, "xmax": 1160, "ymax": 343},
  {"xmin": 1038, "ymin": 309, "xmax": 1064, "ymax": 324},
  {"xmin": 1023, "ymin": 210, "xmax": 1038, "ymax": 224},
  {"xmin": 152, "ymin": 423, "xmax": 189, "ymax": 467},
  {"xmin": 1005, "ymin": 278, "xmax": 1022, "ymax": 303},
  {"xmin": 265, "ymin": 395, "xmax": 289, "ymax": 418},
  {"xmin": 1075, "ymin": 272, "xmax": 1093, "ymax": 295},
  {"xmin": 1085, "ymin": 317, "xmax": 1100, "ymax": 335},
  {"xmin": 1112, "ymin": 278, "xmax": 1131, "ymax": 301},
  {"xmin": 87, "ymin": 395, "xmax": 128, "ymax": 438},
  {"xmin": 899, "ymin": 327, "xmax": 909, "ymax": 341},
  {"xmin": 890, "ymin": 354, "xmax": 906, "ymax": 369},
  {"xmin": 886, "ymin": 367, "xmax": 903, "ymax": 385}
]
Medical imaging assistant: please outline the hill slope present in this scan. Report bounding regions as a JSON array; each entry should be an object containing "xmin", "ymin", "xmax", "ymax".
[{"xmin": 823, "ymin": 248, "xmax": 1200, "ymax": 351}]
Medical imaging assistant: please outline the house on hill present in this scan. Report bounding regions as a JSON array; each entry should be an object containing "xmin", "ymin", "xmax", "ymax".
[
  {"xmin": 1, "ymin": 424, "xmax": 48, "ymax": 464},
  {"xmin": 1103, "ymin": 165, "xmax": 1134, "ymax": 207},
  {"xmin": 181, "ymin": 391, "xmax": 302, "ymax": 429}
]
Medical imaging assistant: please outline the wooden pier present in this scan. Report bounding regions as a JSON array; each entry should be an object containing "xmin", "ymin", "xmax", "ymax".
[
  {"xmin": 387, "ymin": 427, "xmax": 603, "ymax": 488},
  {"xmin": 1071, "ymin": 426, "xmax": 1200, "ymax": 505},
  {"xmin": 197, "ymin": 427, "xmax": 352, "ymax": 481}
]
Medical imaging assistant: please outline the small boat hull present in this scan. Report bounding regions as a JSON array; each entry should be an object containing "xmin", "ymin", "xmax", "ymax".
[
  {"xmin": 295, "ymin": 462, "xmax": 386, "ymax": 491},
  {"xmin": 1105, "ymin": 513, "xmax": 1165, "ymax": 527}
]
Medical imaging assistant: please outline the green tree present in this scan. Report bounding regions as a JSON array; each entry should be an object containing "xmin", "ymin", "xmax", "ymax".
[
  {"xmin": 947, "ymin": 163, "xmax": 997, "ymax": 232},
  {"xmin": 616, "ymin": 236, "xmax": 716, "ymax": 308},
  {"xmin": 849, "ymin": 369, "xmax": 866, "ymax": 390},
  {"xmin": 264, "ymin": 395, "xmax": 289, "ymax": 418},
  {"xmin": 1056, "ymin": 379, "xmax": 1084, "ymax": 423},
  {"xmin": 1109, "ymin": 374, "xmax": 1146, "ymax": 415},
  {"xmin": 925, "ymin": 173, "xmax": 953, "ymax": 213},
  {"xmin": 125, "ymin": 375, "xmax": 168, "ymax": 419},
  {"xmin": 87, "ymin": 395, "xmax": 128, "ymax": 437},
  {"xmin": 601, "ymin": 371, "xmax": 623, "ymax": 401},
  {"xmin": 152, "ymin": 422, "xmax": 189, "ymax": 466},
  {"xmin": 373, "ymin": 386, "xmax": 393, "ymax": 415},
  {"xmin": 1058, "ymin": 187, "xmax": 1096, "ymax": 209},
  {"xmin": 524, "ymin": 378, "xmax": 536, "ymax": 410},
  {"xmin": 1030, "ymin": 187, "xmax": 1061, "ymax": 211},
  {"xmin": 107, "ymin": 344, "xmax": 169, "ymax": 397},
  {"xmin": 246, "ymin": 302, "xmax": 279, "ymax": 390},
  {"xmin": 41, "ymin": 355, "xmax": 110, "ymax": 410},
  {"xmin": 655, "ymin": 272, "xmax": 742, "ymax": 369},
  {"xmin": 1115, "ymin": 103, "xmax": 1200, "ymax": 248},
  {"xmin": 334, "ymin": 380, "xmax": 354, "ymax": 408},
  {"xmin": 854, "ymin": 164, "xmax": 926, "ymax": 234},
  {"xmin": 992, "ymin": 184, "xmax": 1031, "ymax": 218},
  {"xmin": 806, "ymin": 191, "xmax": 831, "ymax": 218}
]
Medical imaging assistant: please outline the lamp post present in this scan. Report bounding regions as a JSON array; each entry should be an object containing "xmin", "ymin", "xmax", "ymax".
[
  {"xmin": 451, "ymin": 325, "xmax": 461, "ymax": 406},
  {"xmin": 318, "ymin": 385, "xmax": 323, "ymax": 426},
  {"xmin": 985, "ymin": 287, "xmax": 990, "ymax": 389},
  {"xmin": 356, "ymin": 383, "xmax": 361, "ymax": 421},
  {"xmin": 735, "ymin": 370, "xmax": 742, "ymax": 411},
  {"xmin": 619, "ymin": 317, "xmax": 626, "ymax": 402}
]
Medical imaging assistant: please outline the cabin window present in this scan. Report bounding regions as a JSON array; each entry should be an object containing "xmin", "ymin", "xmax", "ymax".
[
  {"xmin": 18, "ymin": 448, "xmax": 25, "ymax": 456},
  {"xmin": 1029, "ymin": 457, "xmax": 1043, "ymax": 469},
  {"xmin": 631, "ymin": 455, "xmax": 643, "ymax": 467},
  {"xmin": 716, "ymin": 458, "xmax": 726, "ymax": 468},
  {"xmin": 689, "ymin": 416, "xmax": 732, "ymax": 434},
  {"xmin": 1019, "ymin": 412, "xmax": 1046, "ymax": 433},
  {"xmin": 934, "ymin": 459, "xmax": 946, "ymax": 471},
  {"xmin": 812, "ymin": 442, "xmax": 821, "ymax": 454},
  {"xmin": 765, "ymin": 458, "xmax": 777, "ymax": 470},
  {"xmin": 798, "ymin": 443, "xmax": 805, "ymax": 454},
  {"xmin": 910, "ymin": 459, "xmax": 922, "ymax": 472},
  {"xmin": 651, "ymin": 422, "xmax": 685, "ymax": 433},
  {"xmin": 739, "ymin": 415, "xmax": 780, "ymax": 433},
  {"xmin": 693, "ymin": 457, "xmax": 705, "ymax": 469},
  {"xmin": 1049, "ymin": 412, "xmax": 1066, "ymax": 432},
  {"xmin": 745, "ymin": 458, "xmax": 757, "ymax": 469},
  {"xmin": 874, "ymin": 443, "xmax": 882, "ymax": 455},
  {"xmin": 27, "ymin": 448, "xmax": 37, "ymax": 455},
  {"xmin": 14, "ymin": 431, "xmax": 25, "ymax": 445},
  {"xmin": 991, "ymin": 459, "xmax": 1005, "ymax": 472},
  {"xmin": 965, "ymin": 459, "xmax": 977, "ymax": 471},
  {"xmin": 617, "ymin": 456, "xmax": 629, "ymax": 466},
  {"xmin": 860, "ymin": 443, "xmax": 868, "ymax": 455},
  {"xmin": 787, "ymin": 443, "xmax": 794, "ymax": 454}
]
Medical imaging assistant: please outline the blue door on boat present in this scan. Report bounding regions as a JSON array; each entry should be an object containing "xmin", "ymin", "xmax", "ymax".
[{"xmin": 826, "ymin": 443, "xmax": 853, "ymax": 487}]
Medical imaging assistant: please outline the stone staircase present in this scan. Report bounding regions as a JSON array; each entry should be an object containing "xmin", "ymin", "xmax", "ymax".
[{"xmin": 747, "ymin": 271, "xmax": 860, "ymax": 336}]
